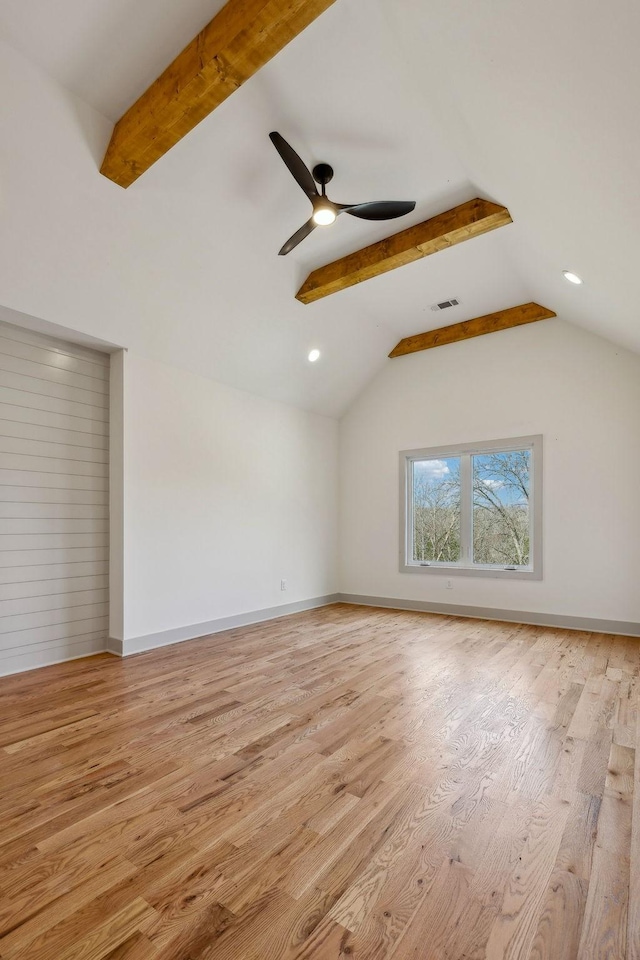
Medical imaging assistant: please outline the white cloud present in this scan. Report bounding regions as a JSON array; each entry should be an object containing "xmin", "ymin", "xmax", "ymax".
[
  {"xmin": 481, "ymin": 478, "xmax": 504, "ymax": 490},
  {"xmin": 415, "ymin": 459, "xmax": 450, "ymax": 481}
]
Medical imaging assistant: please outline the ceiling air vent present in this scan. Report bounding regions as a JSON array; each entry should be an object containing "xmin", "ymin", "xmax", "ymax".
[{"xmin": 430, "ymin": 298, "xmax": 461, "ymax": 312}]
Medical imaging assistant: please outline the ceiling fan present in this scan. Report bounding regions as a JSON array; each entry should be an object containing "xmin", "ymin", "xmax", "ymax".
[{"xmin": 269, "ymin": 132, "xmax": 416, "ymax": 256}]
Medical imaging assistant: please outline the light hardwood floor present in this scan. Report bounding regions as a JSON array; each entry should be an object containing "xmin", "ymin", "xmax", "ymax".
[{"xmin": 0, "ymin": 604, "xmax": 637, "ymax": 959}]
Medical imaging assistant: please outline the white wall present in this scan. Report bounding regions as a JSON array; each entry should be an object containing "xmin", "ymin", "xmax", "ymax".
[
  {"xmin": 116, "ymin": 352, "xmax": 338, "ymax": 646},
  {"xmin": 339, "ymin": 319, "xmax": 640, "ymax": 626}
]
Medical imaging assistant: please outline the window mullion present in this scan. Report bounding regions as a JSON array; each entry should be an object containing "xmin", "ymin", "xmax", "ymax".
[
  {"xmin": 460, "ymin": 453, "xmax": 472, "ymax": 564},
  {"xmin": 407, "ymin": 459, "xmax": 415, "ymax": 564}
]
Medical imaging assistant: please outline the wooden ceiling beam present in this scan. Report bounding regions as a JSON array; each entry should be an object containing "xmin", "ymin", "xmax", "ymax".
[
  {"xmin": 100, "ymin": 0, "xmax": 338, "ymax": 188},
  {"xmin": 388, "ymin": 302, "xmax": 557, "ymax": 358},
  {"xmin": 295, "ymin": 198, "xmax": 512, "ymax": 304}
]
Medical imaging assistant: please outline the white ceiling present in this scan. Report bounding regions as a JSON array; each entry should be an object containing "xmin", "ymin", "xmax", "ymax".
[{"xmin": 0, "ymin": 0, "xmax": 638, "ymax": 416}]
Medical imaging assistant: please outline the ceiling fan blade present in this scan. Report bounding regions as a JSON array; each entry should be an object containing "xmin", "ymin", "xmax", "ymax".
[
  {"xmin": 342, "ymin": 200, "xmax": 416, "ymax": 221},
  {"xmin": 269, "ymin": 132, "xmax": 318, "ymax": 202},
  {"xmin": 278, "ymin": 218, "xmax": 317, "ymax": 256}
]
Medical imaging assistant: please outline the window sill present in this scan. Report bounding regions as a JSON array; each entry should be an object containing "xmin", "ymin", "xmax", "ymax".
[{"xmin": 400, "ymin": 562, "xmax": 542, "ymax": 581}]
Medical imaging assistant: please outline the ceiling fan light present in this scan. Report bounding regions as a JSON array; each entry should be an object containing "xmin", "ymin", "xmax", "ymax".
[{"xmin": 312, "ymin": 206, "xmax": 337, "ymax": 226}]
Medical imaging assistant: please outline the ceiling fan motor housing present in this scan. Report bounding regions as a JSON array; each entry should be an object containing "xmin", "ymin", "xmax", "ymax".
[{"xmin": 312, "ymin": 163, "xmax": 334, "ymax": 187}]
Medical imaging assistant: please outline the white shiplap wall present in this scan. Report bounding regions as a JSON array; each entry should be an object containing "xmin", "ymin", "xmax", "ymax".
[{"xmin": 0, "ymin": 320, "xmax": 109, "ymax": 675}]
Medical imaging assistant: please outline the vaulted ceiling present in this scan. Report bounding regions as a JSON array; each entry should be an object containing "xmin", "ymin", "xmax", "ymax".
[{"xmin": 0, "ymin": 0, "xmax": 638, "ymax": 416}]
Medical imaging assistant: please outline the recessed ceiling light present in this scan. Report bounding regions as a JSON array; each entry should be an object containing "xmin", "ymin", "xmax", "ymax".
[
  {"xmin": 563, "ymin": 271, "xmax": 583, "ymax": 285},
  {"xmin": 308, "ymin": 349, "xmax": 320, "ymax": 363}
]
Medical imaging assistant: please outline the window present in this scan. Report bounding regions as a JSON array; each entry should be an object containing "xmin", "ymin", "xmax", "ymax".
[{"xmin": 400, "ymin": 435, "xmax": 542, "ymax": 580}]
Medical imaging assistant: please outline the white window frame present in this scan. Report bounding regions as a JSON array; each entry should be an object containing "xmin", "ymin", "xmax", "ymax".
[{"xmin": 399, "ymin": 435, "xmax": 542, "ymax": 580}]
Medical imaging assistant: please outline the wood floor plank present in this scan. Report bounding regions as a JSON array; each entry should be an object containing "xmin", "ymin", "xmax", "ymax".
[
  {"xmin": 444, "ymin": 798, "xmax": 533, "ymax": 958},
  {"xmin": 629, "ymin": 686, "xmax": 640, "ymax": 960},
  {"xmin": 527, "ymin": 868, "xmax": 588, "ymax": 960},
  {"xmin": 102, "ymin": 931, "xmax": 160, "ymax": 959},
  {"xmin": 0, "ymin": 605, "xmax": 637, "ymax": 959},
  {"xmin": 328, "ymin": 777, "xmax": 462, "ymax": 935},
  {"xmin": 0, "ymin": 856, "xmax": 139, "ymax": 956},
  {"xmin": 388, "ymin": 854, "xmax": 474, "ymax": 959},
  {"xmin": 577, "ymin": 846, "xmax": 628, "ymax": 959},
  {"xmin": 483, "ymin": 796, "xmax": 571, "ymax": 958},
  {"xmin": 1, "ymin": 844, "xmax": 198, "ymax": 958}
]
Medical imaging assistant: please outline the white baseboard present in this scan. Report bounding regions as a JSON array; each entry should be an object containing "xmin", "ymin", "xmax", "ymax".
[
  {"xmin": 8, "ymin": 592, "xmax": 636, "ymax": 679},
  {"xmin": 109, "ymin": 594, "xmax": 341, "ymax": 657},
  {"xmin": 337, "ymin": 594, "xmax": 640, "ymax": 637}
]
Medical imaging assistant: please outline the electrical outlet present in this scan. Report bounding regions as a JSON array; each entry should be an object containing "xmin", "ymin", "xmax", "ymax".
[
  {"xmin": 446, "ymin": 579, "xmax": 453, "ymax": 590},
  {"xmin": 280, "ymin": 579, "xmax": 287, "ymax": 591}
]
